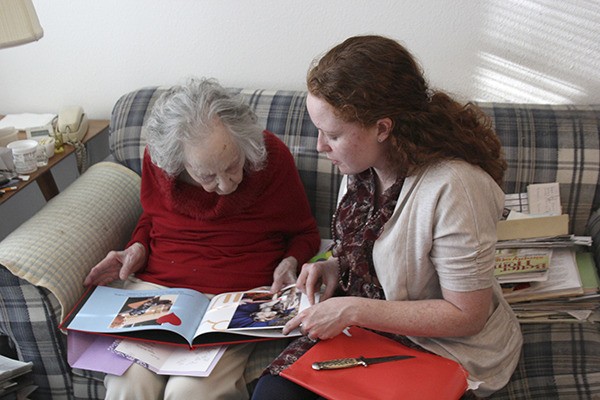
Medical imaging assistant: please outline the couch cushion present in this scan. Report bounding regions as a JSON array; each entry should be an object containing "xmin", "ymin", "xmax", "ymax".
[
  {"xmin": 477, "ymin": 103, "xmax": 600, "ymax": 236},
  {"xmin": 110, "ymin": 87, "xmax": 167, "ymax": 175},
  {"xmin": 111, "ymin": 90, "xmax": 600, "ymax": 238},
  {"xmin": 0, "ymin": 267, "xmax": 72, "ymax": 399},
  {"xmin": 489, "ymin": 323, "xmax": 600, "ymax": 399}
]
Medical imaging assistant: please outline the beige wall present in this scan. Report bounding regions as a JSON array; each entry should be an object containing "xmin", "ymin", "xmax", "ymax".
[{"xmin": 0, "ymin": 0, "xmax": 598, "ymax": 119}]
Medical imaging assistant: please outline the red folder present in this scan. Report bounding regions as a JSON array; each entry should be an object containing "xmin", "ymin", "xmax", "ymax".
[{"xmin": 281, "ymin": 326, "xmax": 468, "ymax": 400}]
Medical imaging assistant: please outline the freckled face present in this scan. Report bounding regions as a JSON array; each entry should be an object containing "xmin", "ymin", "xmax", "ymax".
[
  {"xmin": 307, "ymin": 93, "xmax": 383, "ymax": 175},
  {"xmin": 183, "ymin": 122, "xmax": 245, "ymax": 195}
]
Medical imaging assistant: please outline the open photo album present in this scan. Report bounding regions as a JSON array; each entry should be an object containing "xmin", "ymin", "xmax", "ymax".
[{"xmin": 60, "ymin": 284, "xmax": 309, "ymax": 348}]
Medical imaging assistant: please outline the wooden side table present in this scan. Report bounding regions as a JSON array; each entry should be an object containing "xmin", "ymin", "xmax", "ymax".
[{"xmin": 0, "ymin": 119, "xmax": 109, "ymax": 205}]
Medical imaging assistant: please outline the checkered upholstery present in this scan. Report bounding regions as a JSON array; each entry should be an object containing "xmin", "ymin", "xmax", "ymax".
[
  {"xmin": 477, "ymin": 103, "xmax": 600, "ymax": 236},
  {"xmin": 0, "ymin": 86, "xmax": 599, "ymax": 399}
]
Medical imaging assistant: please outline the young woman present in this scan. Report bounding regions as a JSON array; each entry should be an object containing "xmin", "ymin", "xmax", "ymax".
[{"xmin": 252, "ymin": 35, "xmax": 522, "ymax": 399}]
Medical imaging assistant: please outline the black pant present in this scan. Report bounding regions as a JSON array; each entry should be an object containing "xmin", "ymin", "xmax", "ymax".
[{"xmin": 251, "ymin": 374, "xmax": 325, "ymax": 400}]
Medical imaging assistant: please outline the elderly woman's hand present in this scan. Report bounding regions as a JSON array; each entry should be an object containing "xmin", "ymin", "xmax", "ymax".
[
  {"xmin": 83, "ymin": 242, "xmax": 147, "ymax": 286},
  {"xmin": 270, "ymin": 256, "xmax": 299, "ymax": 293}
]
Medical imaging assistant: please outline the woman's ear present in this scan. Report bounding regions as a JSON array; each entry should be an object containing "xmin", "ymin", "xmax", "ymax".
[{"xmin": 376, "ymin": 118, "xmax": 393, "ymax": 143}]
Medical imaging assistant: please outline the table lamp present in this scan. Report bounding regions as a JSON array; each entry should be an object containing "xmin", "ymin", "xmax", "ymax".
[{"xmin": 0, "ymin": 0, "xmax": 43, "ymax": 49}]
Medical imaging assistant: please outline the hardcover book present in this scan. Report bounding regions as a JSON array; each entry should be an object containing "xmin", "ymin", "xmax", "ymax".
[
  {"xmin": 501, "ymin": 248, "xmax": 583, "ymax": 303},
  {"xmin": 60, "ymin": 284, "xmax": 308, "ymax": 348},
  {"xmin": 281, "ymin": 326, "xmax": 468, "ymax": 400},
  {"xmin": 494, "ymin": 248, "xmax": 552, "ymax": 283}
]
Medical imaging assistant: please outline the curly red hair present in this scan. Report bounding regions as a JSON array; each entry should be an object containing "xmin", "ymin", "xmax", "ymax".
[{"xmin": 307, "ymin": 35, "xmax": 506, "ymax": 186}]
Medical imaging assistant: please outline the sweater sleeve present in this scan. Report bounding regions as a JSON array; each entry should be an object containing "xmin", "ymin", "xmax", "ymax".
[
  {"xmin": 126, "ymin": 150, "xmax": 154, "ymax": 252},
  {"xmin": 265, "ymin": 133, "xmax": 321, "ymax": 265}
]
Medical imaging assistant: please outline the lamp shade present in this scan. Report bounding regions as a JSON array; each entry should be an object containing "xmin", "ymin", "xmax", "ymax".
[{"xmin": 0, "ymin": 0, "xmax": 43, "ymax": 49}]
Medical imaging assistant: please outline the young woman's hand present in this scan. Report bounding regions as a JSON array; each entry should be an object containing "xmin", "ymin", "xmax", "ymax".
[
  {"xmin": 283, "ymin": 296, "xmax": 357, "ymax": 340},
  {"xmin": 295, "ymin": 257, "xmax": 339, "ymax": 305}
]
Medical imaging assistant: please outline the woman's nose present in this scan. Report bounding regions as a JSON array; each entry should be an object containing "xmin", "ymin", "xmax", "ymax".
[
  {"xmin": 316, "ymin": 131, "xmax": 329, "ymax": 153},
  {"xmin": 217, "ymin": 176, "xmax": 238, "ymax": 194}
]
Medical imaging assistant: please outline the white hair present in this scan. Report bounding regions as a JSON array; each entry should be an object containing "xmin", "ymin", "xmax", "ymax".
[{"xmin": 145, "ymin": 78, "xmax": 267, "ymax": 176}]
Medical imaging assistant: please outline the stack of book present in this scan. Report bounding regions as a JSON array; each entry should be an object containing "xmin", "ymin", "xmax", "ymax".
[
  {"xmin": 0, "ymin": 355, "xmax": 36, "ymax": 399},
  {"xmin": 495, "ymin": 185, "xmax": 598, "ymax": 323}
]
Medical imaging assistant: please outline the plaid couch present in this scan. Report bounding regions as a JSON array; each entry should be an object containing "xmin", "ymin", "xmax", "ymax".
[{"xmin": 0, "ymin": 87, "xmax": 599, "ymax": 399}]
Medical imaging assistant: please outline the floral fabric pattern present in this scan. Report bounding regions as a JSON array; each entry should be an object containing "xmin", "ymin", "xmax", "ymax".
[{"xmin": 266, "ymin": 169, "xmax": 409, "ymax": 375}]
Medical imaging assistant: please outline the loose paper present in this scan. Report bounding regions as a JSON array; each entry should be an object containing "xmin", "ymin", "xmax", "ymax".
[
  {"xmin": 527, "ymin": 183, "xmax": 561, "ymax": 216},
  {"xmin": 67, "ymin": 331, "xmax": 133, "ymax": 376},
  {"xmin": 0, "ymin": 114, "xmax": 56, "ymax": 131},
  {"xmin": 113, "ymin": 340, "xmax": 226, "ymax": 377}
]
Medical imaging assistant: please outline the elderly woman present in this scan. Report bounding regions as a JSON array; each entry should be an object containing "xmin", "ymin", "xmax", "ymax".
[{"xmin": 84, "ymin": 78, "xmax": 320, "ymax": 400}]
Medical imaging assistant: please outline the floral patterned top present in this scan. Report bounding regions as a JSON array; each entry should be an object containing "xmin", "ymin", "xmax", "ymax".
[{"xmin": 266, "ymin": 169, "xmax": 420, "ymax": 375}]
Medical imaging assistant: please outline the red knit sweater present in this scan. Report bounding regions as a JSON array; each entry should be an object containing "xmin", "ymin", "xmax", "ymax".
[{"xmin": 132, "ymin": 131, "xmax": 320, "ymax": 294}]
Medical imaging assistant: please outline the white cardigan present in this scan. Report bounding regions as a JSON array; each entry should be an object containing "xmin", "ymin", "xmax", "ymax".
[{"xmin": 338, "ymin": 160, "xmax": 523, "ymax": 396}]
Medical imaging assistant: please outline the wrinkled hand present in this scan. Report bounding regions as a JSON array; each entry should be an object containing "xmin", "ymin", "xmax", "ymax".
[
  {"xmin": 295, "ymin": 257, "xmax": 339, "ymax": 305},
  {"xmin": 271, "ymin": 256, "xmax": 298, "ymax": 293},
  {"xmin": 283, "ymin": 296, "xmax": 355, "ymax": 340},
  {"xmin": 83, "ymin": 242, "xmax": 147, "ymax": 286}
]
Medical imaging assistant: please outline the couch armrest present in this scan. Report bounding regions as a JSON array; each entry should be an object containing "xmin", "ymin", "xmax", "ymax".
[
  {"xmin": 587, "ymin": 208, "xmax": 600, "ymax": 273},
  {"xmin": 0, "ymin": 161, "xmax": 141, "ymax": 322},
  {"xmin": 0, "ymin": 267, "xmax": 70, "ymax": 398}
]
